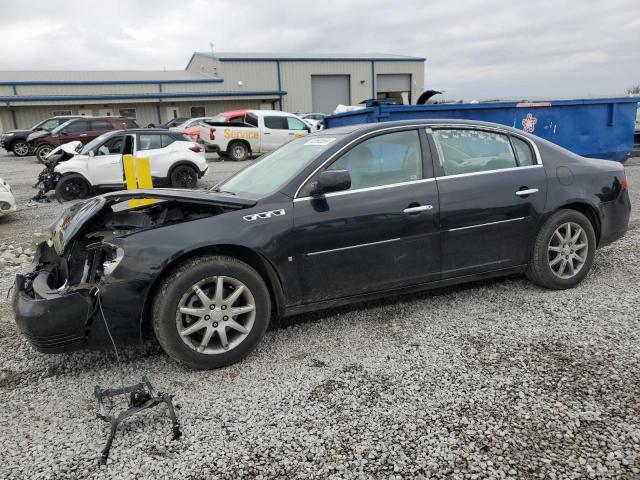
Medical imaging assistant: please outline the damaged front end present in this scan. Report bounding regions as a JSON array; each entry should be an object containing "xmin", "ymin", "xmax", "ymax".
[{"xmin": 13, "ymin": 189, "xmax": 255, "ymax": 352}]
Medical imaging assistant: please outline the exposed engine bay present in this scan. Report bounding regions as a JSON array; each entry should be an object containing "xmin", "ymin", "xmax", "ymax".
[{"xmin": 23, "ymin": 199, "xmax": 231, "ymax": 298}]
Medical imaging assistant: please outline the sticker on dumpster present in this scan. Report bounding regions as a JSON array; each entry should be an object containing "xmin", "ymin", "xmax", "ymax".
[
  {"xmin": 304, "ymin": 138, "xmax": 336, "ymax": 146},
  {"xmin": 516, "ymin": 102, "xmax": 552, "ymax": 108},
  {"xmin": 522, "ymin": 113, "xmax": 538, "ymax": 133}
]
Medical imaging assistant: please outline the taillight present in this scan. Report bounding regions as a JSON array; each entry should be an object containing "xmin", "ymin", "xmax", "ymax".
[
  {"xmin": 190, "ymin": 144, "xmax": 203, "ymax": 153},
  {"xmin": 209, "ymin": 128, "xmax": 216, "ymax": 140},
  {"xmin": 621, "ymin": 175, "xmax": 628, "ymax": 190}
]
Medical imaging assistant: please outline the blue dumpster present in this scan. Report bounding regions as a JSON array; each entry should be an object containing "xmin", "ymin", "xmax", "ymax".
[{"xmin": 324, "ymin": 97, "xmax": 638, "ymax": 161}]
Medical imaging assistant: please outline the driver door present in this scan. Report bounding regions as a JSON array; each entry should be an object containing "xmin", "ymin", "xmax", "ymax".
[{"xmin": 87, "ymin": 134, "xmax": 125, "ymax": 186}]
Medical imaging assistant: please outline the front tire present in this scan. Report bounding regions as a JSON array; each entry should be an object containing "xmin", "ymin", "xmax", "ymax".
[
  {"xmin": 227, "ymin": 141, "xmax": 248, "ymax": 161},
  {"xmin": 170, "ymin": 164, "xmax": 198, "ymax": 188},
  {"xmin": 35, "ymin": 144, "xmax": 54, "ymax": 163},
  {"xmin": 55, "ymin": 174, "xmax": 90, "ymax": 201},
  {"xmin": 152, "ymin": 255, "xmax": 271, "ymax": 369},
  {"xmin": 11, "ymin": 140, "xmax": 30, "ymax": 157},
  {"xmin": 526, "ymin": 210, "xmax": 596, "ymax": 289}
]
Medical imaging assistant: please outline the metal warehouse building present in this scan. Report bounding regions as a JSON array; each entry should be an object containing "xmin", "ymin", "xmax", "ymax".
[{"xmin": 0, "ymin": 52, "xmax": 425, "ymax": 130}]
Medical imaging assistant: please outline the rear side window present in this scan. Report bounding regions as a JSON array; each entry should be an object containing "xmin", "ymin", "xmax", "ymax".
[
  {"xmin": 91, "ymin": 120, "xmax": 114, "ymax": 131},
  {"xmin": 327, "ymin": 130, "xmax": 423, "ymax": 190},
  {"xmin": 511, "ymin": 136, "xmax": 535, "ymax": 166},
  {"xmin": 161, "ymin": 135, "xmax": 175, "ymax": 148},
  {"xmin": 63, "ymin": 120, "xmax": 90, "ymax": 133},
  {"xmin": 431, "ymin": 129, "xmax": 517, "ymax": 176},
  {"xmin": 245, "ymin": 113, "xmax": 258, "ymax": 127},
  {"xmin": 138, "ymin": 134, "xmax": 162, "ymax": 150},
  {"xmin": 264, "ymin": 116, "xmax": 287, "ymax": 130}
]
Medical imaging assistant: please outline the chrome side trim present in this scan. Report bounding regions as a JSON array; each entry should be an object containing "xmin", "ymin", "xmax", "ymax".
[
  {"xmin": 293, "ymin": 178, "xmax": 435, "ymax": 202},
  {"xmin": 293, "ymin": 121, "xmax": 544, "ymax": 199},
  {"xmin": 306, "ymin": 237, "xmax": 401, "ymax": 256},
  {"xmin": 427, "ymin": 123, "xmax": 543, "ymax": 166},
  {"xmin": 435, "ymin": 164, "xmax": 543, "ymax": 180},
  {"xmin": 446, "ymin": 217, "xmax": 527, "ymax": 232}
]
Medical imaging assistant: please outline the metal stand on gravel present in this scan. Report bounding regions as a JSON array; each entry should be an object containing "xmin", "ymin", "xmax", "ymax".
[{"xmin": 94, "ymin": 376, "xmax": 182, "ymax": 464}]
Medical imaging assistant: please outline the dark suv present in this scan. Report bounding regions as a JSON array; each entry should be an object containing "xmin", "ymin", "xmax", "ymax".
[
  {"xmin": 31, "ymin": 116, "xmax": 139, "ymax": 163},
  {"xmin": 0, "ymin": 116, "xmax": 82, "ymax": 157}
]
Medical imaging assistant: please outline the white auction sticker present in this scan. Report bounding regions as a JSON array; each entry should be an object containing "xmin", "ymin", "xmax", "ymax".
[{"xmin": 304, "ymin": 138, "xmax": 336, "ymax": 146}]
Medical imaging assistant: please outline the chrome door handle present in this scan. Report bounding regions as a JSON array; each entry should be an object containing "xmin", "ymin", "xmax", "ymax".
[
  {"xmin": 403, "ymin": 205, "xmax": 433, "ymax": 214},
  {"xmin": 516, "ymin": 188, "xmax": 539, "ymax": 197}
]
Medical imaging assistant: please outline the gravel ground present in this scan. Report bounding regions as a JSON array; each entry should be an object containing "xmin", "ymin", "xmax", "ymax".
[{"xmin": 0, "ymin": 152, "xmax": 639, "ymax": 479}]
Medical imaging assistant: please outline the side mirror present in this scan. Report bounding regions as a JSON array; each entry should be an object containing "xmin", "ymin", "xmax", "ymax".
[
  {"xmin": 310, "ymin": 170, "xmax": 351, "ymax": 196},
  {"xmin": 305, "ymin": 126, "xmax": 311, "ymax": 133}
]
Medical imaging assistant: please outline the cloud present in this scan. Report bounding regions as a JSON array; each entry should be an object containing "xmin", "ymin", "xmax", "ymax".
[{"xmin": 0, "ymin": 0, "xmax": 638, "ymax": 99}]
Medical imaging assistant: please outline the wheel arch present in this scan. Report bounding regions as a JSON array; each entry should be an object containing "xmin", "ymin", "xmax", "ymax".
[
  {"xmin": 226, "ymin": 139, "xmax": 252, "ymax": 154},
  {"xmin": 168, "ymin": 160, "xmax": 200, "ymax": 178},
  {"xmin": 57, "ymin": 171, "xmax": 92, "ymax": 187},
  {"xmin": 555, "ymin": 201, "xmax": 601, "ymax": 246},
  {"xmin": 140, "ymin": 243, "xmax": 286, "ymax": 332}
]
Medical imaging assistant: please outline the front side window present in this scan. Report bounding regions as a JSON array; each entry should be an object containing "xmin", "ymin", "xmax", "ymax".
[
  {"xmin": 63, "ymin": 120, "xmax": 90, "ymax": 133},
  {"xmin": 96, "ymin": 135, "xmax": 124, "ymax": 155},
  {"xmin": 287, "ymin": 117, "xmax": 307, "ymax": 130},
  {"xmin": 264, "ymin": 116, "xmax": 286, "ymax": 130},
  {"xmin": 326, "ymin": 130, "xmax": 423, "ymax": 190},
  {"xmin": 431, "ymin": 129, "xmax": 517, "ymax": 176},
  {"xmin": 138, "ymin": 134, "xmax": 162, "ymax": 150}
]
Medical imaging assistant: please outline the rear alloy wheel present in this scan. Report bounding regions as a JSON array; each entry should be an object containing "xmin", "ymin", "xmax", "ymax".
[
  {"xmin": 170, "ymin": 165, "xmax": 198, "ymax": 188},
  {"xmin": 152, "ymin": 255, "xmax": 271, "ymax": 369},
  {"xmin": 227, "ymin": 141, "xmax": 248, "ymax": 161},
  {"xmin": 11, "ymin": 141, "xmax": 30, "ymax": 157},
  {"xmin": 35, "ymin": 144, "xmax": 54, "ymax": 163},
  {"xmin": 55, "ymin": 175, "xmax": 90, "ymax": 201},
  {"xmin": 526, "ymin": 210, "xmax": 596, "ymax": 289}
]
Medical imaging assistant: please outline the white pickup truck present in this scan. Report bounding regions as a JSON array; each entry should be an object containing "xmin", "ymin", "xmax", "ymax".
[{"xmin": 198, "ymin": 109, "xmax": 311, "ymax": 160}]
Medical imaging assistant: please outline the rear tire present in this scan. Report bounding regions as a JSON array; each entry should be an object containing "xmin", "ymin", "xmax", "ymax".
[
  {"xmin": 170, "ymin": 164, "xmax": 198, "ymax": 188},
  {"xmin": 11, "ymin": 140, "xmax": 30, "ymax": 157},
  {"xmin": 55, "ymin": 174, "xmax": 90, "ymax": 201},
  {"xmin": 526, "ymin": 209, "xmax": 596, "ymax": 289},
  {"xmin": 35, "ymin": 144, "xmax": 54, "ymax": 163},
  {"xmin": 152, "ymin": 255, "xmax": 271, "ymax": 369},
  {"xmin": 227, "ymin": 141, "xmax": 248, "ymax": 161}
]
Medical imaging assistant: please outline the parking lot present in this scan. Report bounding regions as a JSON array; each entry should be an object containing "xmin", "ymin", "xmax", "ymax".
[{"xmin": 1, "ymin": 150, "xmax": 640, "ymax": 479}]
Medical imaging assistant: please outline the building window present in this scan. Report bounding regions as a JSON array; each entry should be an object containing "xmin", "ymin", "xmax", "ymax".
[
  {"xmin": 119, "ymin": 108, "xmax": 137, "ymax": 118},
  {"xmin": 52, "ymin": 110, "xmax": 72, "ymax": 116},
  {"xmin": 190, "ymin": 106, "xmax": 206, "ymax": 117}
]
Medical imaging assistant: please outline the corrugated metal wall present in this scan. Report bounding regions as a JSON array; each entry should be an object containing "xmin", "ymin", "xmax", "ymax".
[{"xmin": 279, "ymin": 61, "xmax": 373, "ymax": 113}]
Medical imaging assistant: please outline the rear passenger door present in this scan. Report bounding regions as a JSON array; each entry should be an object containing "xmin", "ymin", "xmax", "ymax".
[
  {"xmin": 429, "ymin": 127, "xmax": 547, "ymax": 278},
  {"xmin": 136, "ymin": 133, "xmax": 166, "ymax": 180}
]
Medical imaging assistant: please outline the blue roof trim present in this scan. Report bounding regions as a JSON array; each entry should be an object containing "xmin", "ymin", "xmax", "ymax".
[
  {"xmin": 0, "ymin": 90, "xmax": 287, "ymax": 103},
  {"xmin": 218, "ymin": 57, "xmax": 426, "ymax": 62},
  {"xmin": 0, "ymin": 78, "xmax": 223, "ymax": 86}
]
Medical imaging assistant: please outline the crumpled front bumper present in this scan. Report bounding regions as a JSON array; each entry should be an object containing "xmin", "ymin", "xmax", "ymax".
[{"xmin": 13, "ymin": 258, "xmax": 94, "ymax": 353}]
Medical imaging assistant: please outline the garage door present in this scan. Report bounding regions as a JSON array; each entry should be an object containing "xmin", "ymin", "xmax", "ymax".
[
  {"xmin": 376, "ymin": 74, "xmax": 411, "ymax": 92},
  {"xmin": 311, "ymin": 75, "xmax": 350, "ymax": 115}
]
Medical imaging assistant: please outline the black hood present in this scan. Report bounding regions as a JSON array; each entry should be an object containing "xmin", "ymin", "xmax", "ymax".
[{"xmin": 49, "ymin": 189, "xmax": 256, "ymax": 254}]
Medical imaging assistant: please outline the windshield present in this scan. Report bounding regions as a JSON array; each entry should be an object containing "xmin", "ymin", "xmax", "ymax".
[
  {"xmin": 79, "ymin": 132, "xmax": 115, "ymax": 154},
  {"xmin": 215, "ymin": 135, "xmax": 341, "ymax": 197}
]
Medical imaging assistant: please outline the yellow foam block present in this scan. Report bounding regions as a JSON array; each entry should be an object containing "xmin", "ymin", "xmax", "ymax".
[{"xmin": 122, "ymin": 154, "xmax": 154, "ymax": 208}]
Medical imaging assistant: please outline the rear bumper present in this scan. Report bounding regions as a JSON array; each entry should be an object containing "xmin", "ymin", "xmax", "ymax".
[{"xmin": 598, "ymin": 190, "xmax": 631, "ymax": 248}]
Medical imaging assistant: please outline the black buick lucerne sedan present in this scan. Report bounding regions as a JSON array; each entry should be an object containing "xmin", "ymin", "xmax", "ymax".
[{"xmin": 13, "ymin": 120, "xmax": 631, "ymax": 369}]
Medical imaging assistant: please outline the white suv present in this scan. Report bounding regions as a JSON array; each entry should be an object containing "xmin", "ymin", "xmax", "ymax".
[{"xmin": 54, "ymin": 129, "xmax": 208, "ymax": 200}]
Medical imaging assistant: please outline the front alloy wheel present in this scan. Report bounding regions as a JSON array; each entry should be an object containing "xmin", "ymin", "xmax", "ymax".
[
  {"xmin": 176, "ymin": 276, "xmax": 256, "ymax": 354},
  {"xmin": 12, "ymin": 141, "xmax": 30, "ymax": 157},
  {"xmin": 152, "ymin": 255, "xmax": 271, "ymax": 369}
]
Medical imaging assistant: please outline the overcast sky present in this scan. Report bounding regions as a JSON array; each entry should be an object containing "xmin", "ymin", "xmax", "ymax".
[{"xmin": 0, "ymin": 0, "xmax": 638, "ymax": 100}]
